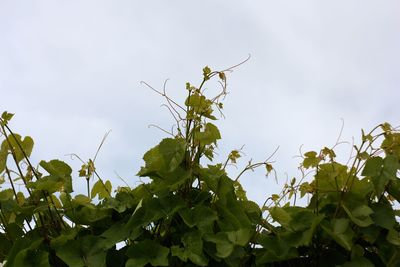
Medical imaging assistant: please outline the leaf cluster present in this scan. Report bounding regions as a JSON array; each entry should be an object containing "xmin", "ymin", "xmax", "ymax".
[{"xmin": 0, "ymin": 66, "xmax": 400, "ymax": 266}]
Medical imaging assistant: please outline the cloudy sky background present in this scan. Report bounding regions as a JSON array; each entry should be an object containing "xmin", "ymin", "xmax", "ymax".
[{"xmin": 1, "ymin": 1, "xmax": 399, "ymax": 205}]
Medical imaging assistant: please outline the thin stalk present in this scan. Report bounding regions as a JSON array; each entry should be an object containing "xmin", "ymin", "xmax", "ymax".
[
  {"xmin": 86, "ymin": 178, "xmax": 90, "ymax": 199},
  {"xmin": 1, "ymin": 123, "xmax": 63, "ymax": 231},
  {"xmin": 5, "ymin": 166, "xmax": 34, "ymax": 230}
]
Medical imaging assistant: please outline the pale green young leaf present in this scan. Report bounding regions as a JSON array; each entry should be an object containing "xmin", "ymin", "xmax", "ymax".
[
  {"xmin": 1, "ymin": 111, "xmax": 14, "ymax": 125},
  {"xmin": 91, "ymin": 180, "xmax": 112, "ymax": 199}
]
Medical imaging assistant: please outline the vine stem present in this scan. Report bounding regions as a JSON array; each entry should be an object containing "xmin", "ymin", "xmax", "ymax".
[
  {"xmin": 235, "ymin": 146, "xmax": 279, "ymax": 182},
  {"xmin": 0, "ymin": 120, "xmax": 66, "ymax": 230},
  {"xmin": 5, "ymin": 166, "xmax": 33, "ymax": 230}
]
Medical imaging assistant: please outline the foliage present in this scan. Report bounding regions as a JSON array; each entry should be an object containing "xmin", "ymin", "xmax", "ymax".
[{"xmin": 0, "ymin": 64, "xmax": 400, "ymax": 266}]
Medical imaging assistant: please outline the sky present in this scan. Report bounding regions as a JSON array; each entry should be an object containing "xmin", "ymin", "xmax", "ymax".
[{"xmin": 1, "ymin": 1, "xmax": 399, "ymax": 205}]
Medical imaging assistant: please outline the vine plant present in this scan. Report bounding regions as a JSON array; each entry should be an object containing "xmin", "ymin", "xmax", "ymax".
[{"xmin": 0, "ymin": 63, "xmax": 400, "ymax": 266}]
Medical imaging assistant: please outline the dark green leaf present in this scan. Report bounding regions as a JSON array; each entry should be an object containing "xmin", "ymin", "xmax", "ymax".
[
  {"xmin": 29, "ymin": 160, "xmax": 73, "ymax": 193},
  {"xmin": 342, "ymin": 198, "xmax": 374, "ymax": 227},
  {"xmin": 342, "ymin": 257, "xmax": 374, "ymax": 267},
  {"xmin": 256, "ymin": 235, "xmax": 298, "ymax": 264},
  {"xmin": 321, "ymin": 218, "xmax": 354, "ymax": 251},
  {"xmin": 181, "ymin": 231, "xmax": 208, "ymax": 266},
  {"xmin": 56, "ymin": 236, "xmax": 107, "ymax": 267},
  {"xmin": 126, "ymin": 239, "xmax": 169, "ymax": 267},
  {"xmin": 204, "ymin": 232, "xmax": 235, "ymax": 258},
  {"xmin": 371, "ymin": 202, "xmax": 396, "ymax": 230}
]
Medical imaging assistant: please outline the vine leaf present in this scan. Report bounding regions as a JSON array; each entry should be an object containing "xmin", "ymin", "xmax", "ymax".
[
  {"xmin": 362, "ymin": 155, "xmax": 400, "ymax": 196},
  {"xmin": 270, "ymin": 207, "xmax": 291, "ymax": 227},
  {"xmin": 27, "ymin": 160, "xmax": 73, "ymax": 193},
  {"xmin": 195, "ymin": 123, "xmax": 221, "ymax": 146},
  {"xmin": 321, "ymin": 218, "xmax": 354, "ymax": 251},
  {"xmin": 91, "ymin": 180, "xmax": 112, "ymax": 200},
  {"xmin": 302, "ymin": 151, "xmax": 321, "ymax": 169},
  {"xmin": 125, "ymin": 239, "xmax": 169, "ymax": 267},
  {"xmin": 137, "ymin": 138, "xmax": 186, "ymax": 176},
  {"xmin": 56, "ymin": 236, "xmax": 107, "ymax": 267}
]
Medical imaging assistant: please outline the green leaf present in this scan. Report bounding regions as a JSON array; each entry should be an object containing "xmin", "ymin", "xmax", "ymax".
[
  {"xmin": 14, "ymin": 250, "xmax": 50, "ymax": 267},
  {"xmin": 350, "ymin": 176, "xmax": 373, "ymax": 198},
  {"xmin": 185, "ymin": 93, "xmax": 216, "ymax": 119},
  {"xmin": 3, "ymin": 134, "xmax": 34, "ymax": 163},
  {"xmin": 270, "ymin": 207, "xmax": 292, "ymax": 227},
  {"xmin": 304, "ymin": 151, "xmax": 317, "ymax": 157},
  {"xmin": 243, "ymin": 200, "xmax": 262, "ymax": 223},
  {"xmin": 387, "ymin": 229, "xmax": 400, "ymax": 246},
  {"xmin": 216, "ymin": 197, "xmax": 251, "ymax": 230},
  {"xmin": 283, "ymin": 208, "xmax": 324, "ymax": 246},
  {"xmin": 0, "ymin": 141, "xmax": 8, "ymax": 173},
  {"xmin": 126, "ymin": 239, "xmax": 169, "ymax": 267},
  {"xmin": 199, "ymin": 164, "xmax": 231, "ymax": 197},
  {"xmin": 150, "ymin": 166, "xmax": 191, "ymax": 194},
  {"xmin": 381, "ymin": 132, "xmax": 400, "ymax": 158},
  {"xmin": 138, "ymin": 138, "xmax": 186, "ymax": 176},
  {"xmin": 359, "ymin": 225, "xmax": 380, "ymax": 243},
  {"xmin": 303, "ymin": 151, "xmax": 321, "ymax": 169},
  {"xmin": 0, "ymin": 233, "xmax": 12, "ymax": 263},
  {"xmin": 314, "ymin": 162, "xmax": 349, "ymax": 193},
  {"xmin": 362, "ymin": 156, "xmax": 400, "ymax": 196},
  {"xmin": 39, "ymin": 160, "xmax": 72, "ymax": 178},
  {"xmin": 171, "ymin": 245, "xmax": 188, "ymax": 262},
  {"xmin": 256, "ymin": 235, "xmax": 298, "ymax": 264},
  {"xmin": 159, "ymin": 138, "xmax": 186, "ymax": 172},
  {"xmin": 195, "ymin": 123, "xmax": 221, "ymax": 145},
  {"xmin": 99, "ymin": 222, "xmax": 130, "ymax": 250},
  {"xmin": 204, "ymin": 232, "xmax": 235, "ymax": 258},
  {"xmin": 381, "ymin": 122, "xmax": 392, "ymax": 132},
  {"xmin": 321, "ymin": 218, "xmax": 354, "ymax": 251},
  {"xmin": 387, "ymin": 179, "xmax": 400, "ymax": 202},
  {"xmin": 342, "ymin": 203, "xmax": 374, "ymax": 227},
  {"xmin": 179, "ymin": 205, "xmax": 218, "ymax": 233},
  {"xmin": 5, "ymin": 235, "xmax": 44, "ymax": 267},
  {"xmin": 56, "ymin": 236, "xmax": 107, "ymax": 267},
  {"xmin": 362, "ymin": 157, "xmax": 383, "ymax": 177},
  {"xmin": 233, "ymin": 181, "xmax": 247, "ymax": 201},
  {"xmin": 66, "ymin": 205, "xmax": 111, "ymax": 225},
  {"xmin": 342, "ymin": 257, "xmax": 374, "ymax": 267},
  {"xmin": 1, "ymin": 111, "xmax": 14, "ymax": 123},
  {"xmin": 371, "ymin": 202, "xmax": 396, "ymax": 230},
  {"xmin": 181, "ymin": 231, "xmax": 208, "ymax": 266},
  {"xmin": 179, "ymin": 208, "xmax": 196, "ymax": 228},
  {"xmin": 91, "ymin": 180, "xmax": 112, "ymax": 199},
  {"xmin": 28, "ymin": 160, "xmax": 73, "ymax": 193},
  {"xmin": 72, "ymin": 194, "xmax": 91, "ymax": 205},
  {"xmin": 50, "ymin": 228, "xmax": 78, "ymax": 248},
  {"xmin": 0, "ymin": 189, "xmax": 14, "ymax": 201},
  {"xmin": 226, "ymin": 228, "xmax": 252, "ymax": 246},
  {"xmin": 203, "ymin": 66, "xmax": 211, "ymax": 77}
]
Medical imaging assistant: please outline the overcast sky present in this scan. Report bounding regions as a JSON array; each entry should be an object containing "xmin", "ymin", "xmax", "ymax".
[{"xmin": 1, "ymin": 1, "xmax": 399, "ymax": 205}]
